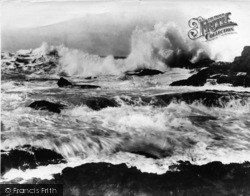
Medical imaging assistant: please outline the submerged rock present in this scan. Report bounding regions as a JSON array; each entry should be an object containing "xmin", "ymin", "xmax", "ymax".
[
  {"xmin": 1, "ymin": 145, "xmax": 65, "ymax": 175},
  {"xmin": 115, "ymin": 90, "xmax": 250, "ymax": 108},
  {"xmin": 128, "ymin": 146, "xmax": 172, "ymax": 159},
  {"xmin": 85, "ymin": 76, "xmax": 97, "ymax": 80},
  {"xmin": 29, "ymin": 100, "xmax": 65, "ymax": 113},
  {"xmin": 57, "ymin": 77, "xmax": 101, "ymax": 89},
  {"xmin": 82, "ymin": 90, "xmax": 250, "ymax": 110},
  {"xmin": 126, "ymin": 69, "xmax": 164, "ymax": 76},
  {"xmin": 79, "ymin": 84, "xmax": 101, "ymax": 89},
  {"xmin": 15, "ymin": 57, "xmax": 30, "ymax": 64},
  {"xmin": 156, "ymin": 90, "xmax": 250, "ymax": 107},
  {"xmin": 85, "ymin": 97, "xmax": 118, "ymax": 110}
]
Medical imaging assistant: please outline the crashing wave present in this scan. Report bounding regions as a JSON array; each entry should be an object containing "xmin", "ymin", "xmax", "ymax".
[{"xmin": 2, "ymin": 23, "xmax": 212, "ymax": 77}]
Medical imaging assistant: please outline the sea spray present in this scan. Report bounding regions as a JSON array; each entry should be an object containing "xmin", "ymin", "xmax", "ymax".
[
  {"xmin": 2, "ymin": 22, "xmax": 231, "ymax": 77},
  {"xmin": 58, "ymin": 23, "xmax": 211, "ymax": 77}
]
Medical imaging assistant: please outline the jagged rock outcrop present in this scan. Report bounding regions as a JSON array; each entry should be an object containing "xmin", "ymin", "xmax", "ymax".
[
  {"xmin": 170, "ymin": 46, "xmax": 250, "ymax": 87},
  {"xmin": 231, "ymin": 46, "xmax": 250, "ymax": 73}
]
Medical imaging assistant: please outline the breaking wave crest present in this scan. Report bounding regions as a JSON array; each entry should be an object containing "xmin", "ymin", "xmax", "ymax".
[
  {"xmin": 58, "ymin": 23, "xmax": 210, "ymax": 77},
  {"xmin": 2, "ymin": 22, "xmax": 211, "ymax": 77}
]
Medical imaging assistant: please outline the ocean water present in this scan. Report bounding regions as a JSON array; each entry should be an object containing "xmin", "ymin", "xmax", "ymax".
[
  {"xmin": 1, "ymin": 43, "xmax": 250, "ymax": 183},
  {"xmin": 1, "ymin": 20, "xmax": 250, "ymax": 183}
]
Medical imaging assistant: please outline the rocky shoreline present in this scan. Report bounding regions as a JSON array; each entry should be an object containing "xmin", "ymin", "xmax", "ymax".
[
  {"xmin": 170, "ymin": 46, "xmax": 250, "ymax": 87},
  {"xmin": 1, "ymin": 155, "xmax": 250, "ymax": 196}
]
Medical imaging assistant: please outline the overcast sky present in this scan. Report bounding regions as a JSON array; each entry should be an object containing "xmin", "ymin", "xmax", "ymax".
[{"xmin": 2, "ymin": 0, "xmax": 249, "ymax": 29}]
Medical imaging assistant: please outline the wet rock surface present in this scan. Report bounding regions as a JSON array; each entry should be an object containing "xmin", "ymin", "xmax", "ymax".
[
  {"xmin": 29, "ymin": 100, "xmax": 66, "ymax": 113},
  {"xmin": 231, "ymin": 46, "xmax": 250, "ymax": 73},
  {"xmin": 85, "ymin": 97, "xmax": 119, "ymax": 110},
  {"xmin": 116, "ymin": 90, "xmax": 250, "ymax": 108},
  {"xmin": 25, "ymin": 161, "xmax": 250, "ymax": 196},
  {"xmin": 1, "ymin": 145, "xmax": 65, "ymax": 175},
  {"xmin": 170, "ymin": 46, "xmax": 250, "ymax": 87},
  {"xmin": 125, "ymin": 69, "xmax": 164, "ymax": 76},
  {"xmin": 57, "ymin": 77, "xmax": 72, "ymax": 87},
  {"xmin": 57, "ymin": 77, "xmax": 101, "ymax": 89},
  {"xmin": 155, "ymin": 90, "xmax": 250, "ymax": 107}
]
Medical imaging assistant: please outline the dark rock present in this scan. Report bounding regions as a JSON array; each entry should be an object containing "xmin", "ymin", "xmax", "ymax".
[
  {"xmin": 57, "ymin": 77, "xmax": 100, "ymax": 89},
  {"xmin": 128, "ymin": 146, "xmax": 172, "ymax": 159},
  {"xmin": 15, "ymin": 57, "xmax": 30, "ymax": 64},
  {"xmin": 1, "ymin": 122, "xmax": 5, "ymax": 131},
  {"xmin": 191, "ymin": 59, "xmax": 215, "ymax": 69},
  {"xmin": 170, "ymin": 69, "xmax": 250, "ymax": 87},
  {"xmin": 1, "ymin": 145, "xmax": 65, "ymax": 175},
  {"xmin": 170, "ymin": 46, "xmax": 250, "ymax": 87},
  {"xmin": 57, "ymin": 77, "xmax": 72, "ymax": 87},
  {"xmin": 166, "ymin": 53, "xmax": 214, "ymax": 69},
  {"xmin": 78, "ymin": 84, "xmax": 100, "ymax": 89},
  {"xmin": 170, "ymin": 62, "xmax": 231, "ymax": 86},
  {"xmin": 88, "ymin": 90, "xmax": 249, "ymax": 109},
  {"xmin": 47, "ymin": 49, "xmax": 59, "ymax": 57},
  {"xmin": 85, "ymin": 76, "xmax": 97, "ymax": 80},
  {"xmin": 231, "ymin": 46, "xmax": 250, "ymax": 73},
  {"xmin": 113, "ymin": 56, "xmax": 127, "ymax": 59},
  {"xmin": 156, "ymin": 90, "xmax": 250, "ymax": 107},
  {"xmin": 14, "ymin": 62, "xmax": 21, "ymax": 67},
  {"xmin": 85, "ymin": 97, "xmax": 118, "ymax": 110},
  {"xmin": 130, "ymin": 151, "xmax": 159, "ymax": 159},
  {"xmin": 126, "ymin": 69, "xmax": 164, "ymax": 76},
  {"xmin": 28, "ymin": 100, "xmax": 65, "ymax": 113},
  {"xmin": 25, "ymin": 78, "xmax": 59, "ymax": 82},
  {"xmin": 216, "ymin": 72, "xmax": 250, "ymax": 87},
  {"xmin": 35, "ymin": 161, "xmax": 250, "ymax": 196},
  {"xmin": 18, "ymin": 54, "xmax": 30, "ymax": 58}
]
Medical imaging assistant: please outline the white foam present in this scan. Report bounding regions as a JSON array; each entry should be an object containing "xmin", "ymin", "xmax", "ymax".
[{"xmin": 53, "ymin": 22, "xmax": 210, "ymax": 77}]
